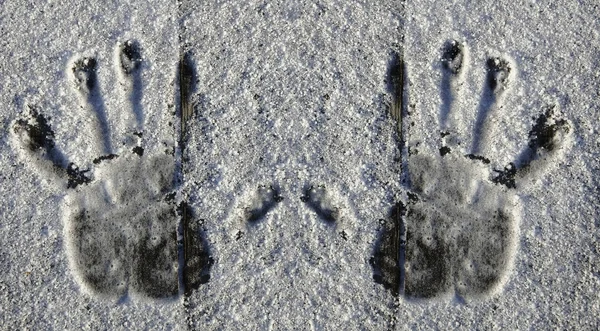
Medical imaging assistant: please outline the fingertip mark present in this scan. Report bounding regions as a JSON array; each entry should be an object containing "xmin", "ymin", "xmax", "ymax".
[
  {"xmin": 301, "ymin": 185, "xmax": 338, "ymax": 224},
  {"xmin": 486, "ymin": 57, "xmax": 511, "ymax": 93},
  {"xmin": 72, "ymin": 57, "xmax": 98, "ymax": 92},
  {"xmin": 442, "ymin": 40, "xmax": 463, "ymax": 75},
  {"xmin": 120, "ymin": 40, "xmax": 142, "ymax": 75}
]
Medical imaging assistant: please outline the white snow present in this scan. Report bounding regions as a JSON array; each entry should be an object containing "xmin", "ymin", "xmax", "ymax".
[{"xmin": 1, "ymin": 0, "xmax": 599, "ymax": 329}]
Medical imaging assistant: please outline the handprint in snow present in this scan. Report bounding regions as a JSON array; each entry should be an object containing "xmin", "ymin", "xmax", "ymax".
[
  {"xmin": 372, "ymin": 40, "xmax": 571, "ymax": 299},
  {"xmin": 12, "ymin": 41, "xmax": 210, "ymax": 300}
]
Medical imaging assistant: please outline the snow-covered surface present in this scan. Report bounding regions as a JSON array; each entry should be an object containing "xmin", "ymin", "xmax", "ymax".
[{"xmin": 1, "ymin": 0, "xmax": 599, "ymax": 329}]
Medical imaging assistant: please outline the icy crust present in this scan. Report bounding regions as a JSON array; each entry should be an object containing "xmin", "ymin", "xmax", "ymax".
[{"xmin": 405, "ymin": 152, "xmax": 520, "ymax": 299}]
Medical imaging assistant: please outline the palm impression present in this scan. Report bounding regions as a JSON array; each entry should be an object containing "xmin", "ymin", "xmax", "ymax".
[
  {"xmin": 12, "ymin": 41, "xmax": 193, "ymax": 300},
  {"xmin": 373, "ymin": 40, "xmax": 571, "ymax": 300}
]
